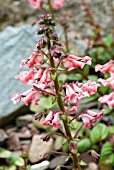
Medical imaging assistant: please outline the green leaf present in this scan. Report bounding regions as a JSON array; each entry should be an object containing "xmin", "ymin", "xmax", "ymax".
[
  {"xmin": 54, "ymin": 136, "xmax": 63, "ymax": 150},
  {"xmin": 104, "ymin": 34, "xmax": 112, "ymax": 47},
  {"xmin": 109, "ymin": 153, "xmax": 114, "ymax": 166},
  {"xmin": 90, "ymin": 123, "xmax": 109, "ymax": 144},
  {"xmin": 58, "ymin": 74, "xmax": 67, "ymax": 83},
  {"xmin": 9, "ymin": 156, "xmax": 24, "ymax": 167},
  {"xmin": 0, "ymin": 166, "xmax": 16, "ymax": 170},
  {"xmin": 98, "ymin": 86, "xmax": 109, "ymax": 95},
  {"xmin": 104, "ymin": 107, "xmax": 113, "ymax": 115},
  {"xmin": 38, "ymin": 96, "xmax": 54, "ymax": 109},
  {"xmin": 51, "ymin": 72, "xmax": 57, "ymax": 81},
  {"xmin": 0, "ymin": 148, "xmax": 12, "ymax": 158},
  {"xmin": 70, "ymin": 120, "xmax": 84, "ymax": 137},
  {"xmin": 67, "ymin": 73, "xmax": 83, "ymax": 81},
  {"xmin": 100, "ymin": 142, "xmax": 113, "ymax": 163},
  {"xmin": 83, "ymin": 65, "xmax": 90, "ymax": 75},
  {"xmin": 30, "ymin": 103, "xmax": 44, "ymax": 112},
  {"xmin": 78, "ymin": 139, "xmax": 91, "ymax": 153},
  {"xmin": 108, "ymin": 126, "xmax": 114, "ymax": 134},
  {"xmin": 88, "ymin": 75, "xmax": 98, "ymax": 82},
  {"xmin": 81, "ymin": 93, "xmax": 100, "ymax": 104}
]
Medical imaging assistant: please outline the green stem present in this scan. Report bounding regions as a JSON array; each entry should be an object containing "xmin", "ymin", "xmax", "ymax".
[
  {"xmin": 74, "ymin": 123, "xmax": 84, "ymax": 138},
  {"xmin": 47, "ymin": 35, "xmax": 79, "ymax": 169}
]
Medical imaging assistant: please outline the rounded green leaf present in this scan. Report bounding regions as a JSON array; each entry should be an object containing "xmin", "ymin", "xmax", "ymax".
[
  {"xmin": 100, "ymin": 142, "xmax": 113, "ymax": 163},
  {"xmin": 0, "ymin": 148, "xmax": 12, "ymax": 158},
  {"xmin": 9, "ymin": 156, "xmax": 24, "ymax": 167},
  {"xmin": 108, "ymin": 126, "xmax": 114, "ymax": 134},
  {"xmin": 90, "ymin": 123, "xmax": 109, "ymax": 144},
  {"xmin": 109, "ymin": 153, "xmax": 114, "ymax": 166},
  {"xmin": 78, "ymin": 139, "xmax": 91, "ymax": 153}
]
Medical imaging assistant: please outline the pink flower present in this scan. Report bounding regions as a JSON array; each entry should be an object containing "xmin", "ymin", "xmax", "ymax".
[
  {"xmin": 98, "ymin": 73, "xmax": 114, "ymax": 89},
  {"xmin": 95, "ymin": 60, "xmax": 114, "ymax": 74},
  {"xmin": 81, "ymin": 80, "xmax": 99, "ymax": 95},
  {"xmin": 11, "ymin": 93, "xmax": 21, "ymax": 104},
  {"xmin": 98, "ymin": 92, "xmax": 114, "ymax": 108},
  {"xmin": 62, "ymin": 54, "xmax": 92, "ymax": 71},
  {"xmin": 52, "ymin": 0, "xmax": 64, "ymax": 10},
  {"xmin": 22, "ymin": 90, "xmax": 40, "ymax": 105},
  {"xmin": 11, "ymin": 89, "xmax": 40, "ymax": 106},
  {"xmin": 28, "ymin": 0, "xmax": 42, "ymax": 9},
  {"xmin": 41, "ymin": 110, "xmax": 54, "ymax": 126},
  {"xmin": 78, "ymin": 109, "xmax": 105, "ymax": 128},
  {"xmin": 63, "ymin": 84, "xmax": 77, "ymax": 101},
  {"xmin": 20, "ymin": 52, "xmax": 43, "ymax": 68},
  {"xmin": 15, "ymin": 70, "xmax": 35, "ymax": 84},
  {"xmin": 65, "ymin": 106, "xmax": 78, "ymax": 114},
  {"xmin": 40, "ymin": 68, "xmax": 53, "ymax": 84},
  {"xmin": 41, "ymin": 110, "xmax": 62, "ymax": 128},
  {"xmin": 52, "ymin": 111, "xmax": 62, "ymax": 128}
]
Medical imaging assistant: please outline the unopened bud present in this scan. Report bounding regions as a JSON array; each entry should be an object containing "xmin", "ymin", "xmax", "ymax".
[
  {"xmin": 37, "ymin": 28, "xmax": 44, "ymax": 34},
  {"xmin": 41, "ymin": 134, "xmax": 50, "ymax": 142},
  {"xmin": 91, "ymin": 150, "xmax": 100, "ymax": 159},
  {"xmin": 39, "ymin": 19, "xmax": 45, "ymax": 25},
  {"xmin": 34, "ymin": 113, "xmax": 42, "ymax": 120},
  {"xmin": 69, "ymin": 141, "xmax": 78, "ymax": 154},
  {"xmin": 51, "ymin": 32, "xmax": 58, "ymax": 41},
  {"xmin": 51, "ymin": 21, "xmax": 56, "ymax": 26},
  {"xmin": 43, "ymin": 26, "xmax": 49, "ymax": 31}
]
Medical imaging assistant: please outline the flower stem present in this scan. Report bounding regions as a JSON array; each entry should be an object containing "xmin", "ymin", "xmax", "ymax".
[{"xmin": 47, "ymin": 34, "xmax": 79, "ymax": 169}]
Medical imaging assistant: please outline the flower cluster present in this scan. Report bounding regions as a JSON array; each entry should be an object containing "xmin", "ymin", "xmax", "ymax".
[
  {"xmin": 95, "ymin": 61, "xmax": 114, "ymax": 108},
  {"xmin": 12, "ymin": 14, "xmax": 104, "ymax": 128},
  {"xmin": 28, "ymin": 0, "xmax": 64, "ymax": 10}
]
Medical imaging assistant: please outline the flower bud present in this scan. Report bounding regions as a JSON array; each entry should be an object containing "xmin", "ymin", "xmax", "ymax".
[
  {"xmin": 37, "ymin": 28, "xmax": 44, "ymax": 34},
  {"xmin": 90, "ymin": 150, "xmax": 100, "ymax": 159},
  {"xmin": 41, "ymin": 134, "xmax": 50, "ymax": 142},
  {"xmin": 51, "ymin": 32, "xmax": 58, "ymax": 41},
  {"xmin": 34, "ymin": 113, "xmax": 42, "ymax": 120},
  {"xmin": 68, "ymin": 141, "xmax": 78, "ymax": 154},
  {"xmin": 39, "ymin": 19, "xmax": 45, "ymax": 25},
  {"xmin": 51, "ymin": 21, "xmax": 56, "ymax": 26}
]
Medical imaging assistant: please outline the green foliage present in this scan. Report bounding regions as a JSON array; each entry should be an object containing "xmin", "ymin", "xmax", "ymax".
[
  {"xmin": 108, "ymin": 126, "xmax": 114, "ymax": 134},
  {"xmin": 0, "ymin": 148, "xmax": 12, "ymax": 158},
  {"xmin": 78, "ymin": 139, "xmax": 91, "ymax": 153},
  {"xmin": 100, "ymin": 142, "xmax": 113, "ymax": 163},
  {"xmin": 30, "ymin": 96, "xmax": 59, "ymax": 112},
  {"xmin": 51, "ymin": 71, "xmax": 57, "ymax": 81},
  {"xmin": 0, "ymin": 148, "xmax": 24, "ymax": 169},
  {"xmin": 81, "ymin": 93, "xmax": 100, "ymax": 103},
  {"xmin": 67, "ymin": 73, "xmax": 83, "ymax": 81},
  {"xmin": 104, "ymin": 106, "xmax": 113, "ymax": 115},
  {"xmin": 90, "ymin": 123, "xmax": 109, "ymax": 144},
  {"xmin": 103, "ymin": 34, "xmax": 113, "ymax": 47},
  {"xmin": 9, "ymin": 156, "xmax": 24, "ymax": 167},
  {"xmin": 88, "ymin": 75, "xmax": 98, "ymax": 82}
]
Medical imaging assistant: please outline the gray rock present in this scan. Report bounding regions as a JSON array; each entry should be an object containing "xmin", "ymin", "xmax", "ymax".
[
  {"xmin": 0, "ymin": 25, "xmax": 39, "ymax": 127},
  {"xmin": 0, "ymin": 129, "xmax": 8, "ymax": 144},
  {"xmin": 49, "ymin": 155, "xmax": 67, "ymax": 169},
  {"xmin": 16, "ymin": 114, "xmax": 33, "ymax": 127},
  {"xmin": 29, "ymin": 134, "xmax": 53, "ymax": 163}
]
